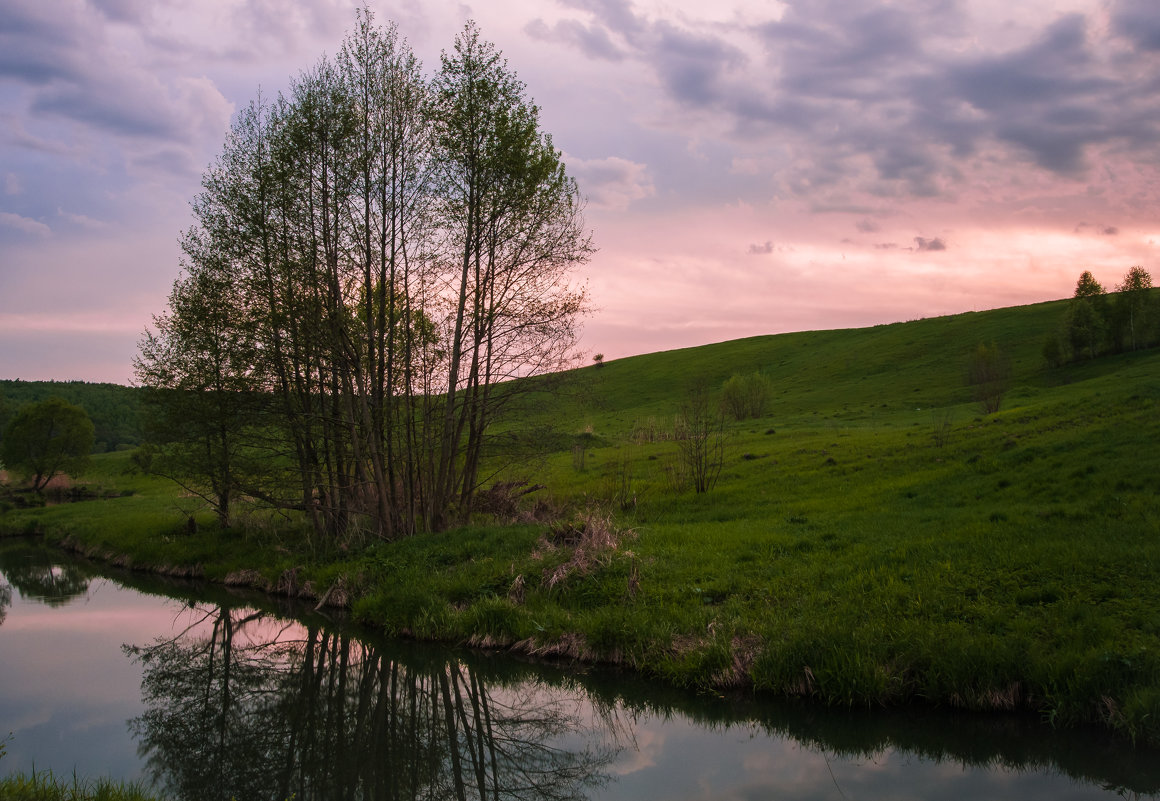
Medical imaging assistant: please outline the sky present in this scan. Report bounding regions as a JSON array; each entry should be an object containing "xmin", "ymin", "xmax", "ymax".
[{"xmin": 3, "ymin": 0, "xmax": 1160, "ymax": 384}]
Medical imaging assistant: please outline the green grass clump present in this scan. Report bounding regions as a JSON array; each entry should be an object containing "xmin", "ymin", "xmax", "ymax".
[{"xmin": 0, "ymin": 770, "xmax": 160, "ymax": 801}]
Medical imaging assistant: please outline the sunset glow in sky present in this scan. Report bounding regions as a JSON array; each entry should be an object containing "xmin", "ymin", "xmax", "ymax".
[{"xmin": 3, "ymin": 0, "xmax": 1160, "ymax": 383}]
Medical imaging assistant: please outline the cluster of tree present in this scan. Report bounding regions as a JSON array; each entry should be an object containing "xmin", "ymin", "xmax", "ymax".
[
  {"xmin": 0, "ymin": 380, "xmax": 140, "ymax": 452},
  {"xmin": 135, "ymin": 12, "xmax": 591, "ymax": 542},
  {"xmin": 0, "ymin": 396, "xmax": 94, "ymax": 492},
  {"xmin": 1044, "ymin": 267, "xmax": 1158, "ymax": 365}
]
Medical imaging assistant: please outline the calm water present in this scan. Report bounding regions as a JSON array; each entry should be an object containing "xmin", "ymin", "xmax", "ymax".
[{"xmin": 1, "ymin": 539, "xmax": 1158, "ymax": 800}]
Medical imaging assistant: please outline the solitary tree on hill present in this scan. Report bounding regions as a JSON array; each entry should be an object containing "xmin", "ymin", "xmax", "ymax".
[{"xmin": 966, "ymin": 342, "xmax": 1010, "ymax": 414}]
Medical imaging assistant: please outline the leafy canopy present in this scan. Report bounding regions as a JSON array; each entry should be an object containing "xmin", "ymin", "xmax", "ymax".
[{"xmin": 1, "ymin": 397, "xmax": 95, "ymax": 491}]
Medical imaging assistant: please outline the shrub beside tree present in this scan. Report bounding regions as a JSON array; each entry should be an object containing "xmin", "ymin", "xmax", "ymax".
[
  {"xmin": 1, "ymin": 397, "xmax": 95, "ymax": 492},
  {"xmin": 966, "ymin": 342, "xmax": 1010, "ymax": 415},
  {"xmin": 720, "ymin": 372, "xmax": 773, "ymax": 421}
]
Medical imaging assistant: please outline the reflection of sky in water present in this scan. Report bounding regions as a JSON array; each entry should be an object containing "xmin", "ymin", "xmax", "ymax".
[
  {"xmin": 593, "ymin": 715, "xmax": 1113, "ymax": 800},
  {"xmin": 0, "ymin": 572, "xmax": 307, "ymax": 784},
  {"xmin": 0, "ymin": 574, "xmax": 187, "ymax": 782},
  {"xmin": 0, "ymin": 561, "xmax": 1155, "ymax": 800}
]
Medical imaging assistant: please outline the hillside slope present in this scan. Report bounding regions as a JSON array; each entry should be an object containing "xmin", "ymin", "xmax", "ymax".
[{"xmin": 5, "ymin": 296, "xmax": 1160, "ymax": 743}]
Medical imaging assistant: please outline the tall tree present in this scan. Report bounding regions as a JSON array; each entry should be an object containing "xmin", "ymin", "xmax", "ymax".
[
  {"xmin": 137, "ymin": 13, "xmax": 590, "ymax": 542},
  {"xmin": 1067, "ymin": 270, "xmax": 1108, "ymax": 360},
  {"xmin": 135, "ymin": 240, "xmax": 259, "ymax": 529},
  {"xmin": 1114, "ymin": 266, "xmax": 1154, "ymax": 351},
  {"xmin": 428, "ymin": 22, "xmax": 591, "ymax": 528},
  {"xmin": 1074, "ymin": 270, "xmax": 1105, "ymax": 301},
  {"xmin": 336, "ymin": 11, "xmax": 437, "ymax": 538}
]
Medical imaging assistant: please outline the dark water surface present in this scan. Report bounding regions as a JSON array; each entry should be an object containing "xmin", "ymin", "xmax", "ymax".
[{"xmin": 1, "ymin": 539, "xmax": 1158, "ymax": 800}]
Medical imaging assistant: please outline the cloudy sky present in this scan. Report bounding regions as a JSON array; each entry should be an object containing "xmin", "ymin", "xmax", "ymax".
[{"xmin": 3, "ymin": 0, "xmax": 1160, "ymax": 383}]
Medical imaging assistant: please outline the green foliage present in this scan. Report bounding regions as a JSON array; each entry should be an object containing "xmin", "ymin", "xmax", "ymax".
[
  {"xmin": 2, "ymin": 397, "xmax": 95, "ymax": 491},
  {"xmin": 1065, "ymin": 270, "xmax": 1111, "ymax": 360},
  {"xmin": 1073, "ymin": 269, "xmax": 1105, "ymax": 300},
  {"xmin": 965, "ymin": 342, "xmax": 1010, "ymax": 414},
  {"xmin": 0, "ymin": 770, "xmax": 161, "ymax": 801},
  {"xmin": 0, "ymin": 381, "xmax": 140, "ymax": 453},
  {"xmin": 1041, "ymin": 332, "xmax": 1065, "ymax": 368},
  {"xmin": 1047, "ymin": 269, "xmax": 1160, "ymax": 363},
  {"xmin": 135, "ymin": 268, "xmax": 263, "ymax": 529},
  {"xmin": 720, "ymin": 371, "xmax": 773, "ymax": 421},
  {"xmin": 1066, "ymin": 296, "xmax": 1106, "ymax": 360},
  {"xmin": 136, "ymin": 12, "xmax": 590, "ymax": 542},
  {"xmin": 1112, "ymin": 265, "xmax": 1156, "ymax": 351},
  {"xmin": 0, "ymin": 391, "xmax": 10, "ymax": 440}
]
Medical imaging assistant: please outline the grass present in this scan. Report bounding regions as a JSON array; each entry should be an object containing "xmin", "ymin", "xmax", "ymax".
[
  {"xmin": 4, "ymin": 296, "xmax": 1160, "ymax": 744},
  {"xmin": 0, "ymin": 770, "xmax": 160, "ymax": 801}
]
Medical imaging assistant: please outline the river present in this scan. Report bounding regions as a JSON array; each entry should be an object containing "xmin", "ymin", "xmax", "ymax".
[{"xmin": 1, "ymin": 539, "xmax": 1157, "ymax": 800}]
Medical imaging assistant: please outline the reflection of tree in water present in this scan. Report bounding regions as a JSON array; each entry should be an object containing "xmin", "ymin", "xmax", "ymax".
[
  {"xmin": 578, "ymin": 675, "xmax": 1160, "ymax": 799},
  {"xmin": 0, "ymin": 545, "xmax": 91, "ymax": 606},
  {"xmin": 126, "ymin": 604, "xmax": 617, "ymax": 801},
  {"xmin": 0, "ymin": 581, "xmax": 11, "ymax": 626}
]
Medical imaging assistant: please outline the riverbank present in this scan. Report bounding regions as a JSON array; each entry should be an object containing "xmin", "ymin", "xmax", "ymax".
[{"xmin": 3, "ymin": 301, "xmax": 1160, "ymax": 746}]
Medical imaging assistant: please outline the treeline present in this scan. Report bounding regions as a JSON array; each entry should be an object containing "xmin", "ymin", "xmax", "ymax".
[
  {"xmin": 1045, "ymin": 266, "xmax": 1159, "ymax": 364},
  {"xmin": 135, "ymin": 12, "xmax": 591, "ymax": 542},
  {"xmin": 0, "ymin": 380, "xmax": 140, "ymax": 453}
]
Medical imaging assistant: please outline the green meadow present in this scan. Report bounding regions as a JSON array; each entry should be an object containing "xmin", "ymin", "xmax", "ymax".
[{"xmin": 4, "ymin": 296, "xmax": 1160, "ymax": 743}]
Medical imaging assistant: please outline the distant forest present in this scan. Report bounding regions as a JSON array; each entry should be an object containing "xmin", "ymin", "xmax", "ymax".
[{"xmin": 0, "ymin": 380, "xmax": 142, "ymax": 453}]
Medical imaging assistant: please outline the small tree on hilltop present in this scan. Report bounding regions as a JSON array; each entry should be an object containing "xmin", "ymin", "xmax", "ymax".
[
  {"xmin": 967, "ymin": 342, "xmax": 1010, "ymax": 415},
  {"xmin": 1, "ymin": 397, "xmax": 95, "ymax": 491},
  {"xmin": 1067, "ymin": 270, "xmax": 1108, "ymax": 360},
  {"xmin": 1114, "ymin": 266, "xmax": 1154, "ymax": 351},
  {"xmin": 1074, "ymin": 269, "xmax": 1106, "ymax": 301}
]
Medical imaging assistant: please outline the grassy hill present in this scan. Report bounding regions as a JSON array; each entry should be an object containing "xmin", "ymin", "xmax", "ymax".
[{"xmin": 4, "ymin": 296, "xmax": 1160, "ymax": 743}]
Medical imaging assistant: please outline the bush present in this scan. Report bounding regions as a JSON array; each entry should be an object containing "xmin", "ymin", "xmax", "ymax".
[
  {"xmin": 1042, "ymin": 332, "xmax": 1065, "ymax": 368},
  {"xmin": 720, "ymin": 372, "xmax": 773, "ymax": 421},
  {"xmin": 676, "ymin": 384, "xmax": 726, "ymax": 493},
  {"xmin": 966, "ymin": 342, "xmax": 1010, "ymax": 415}
]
